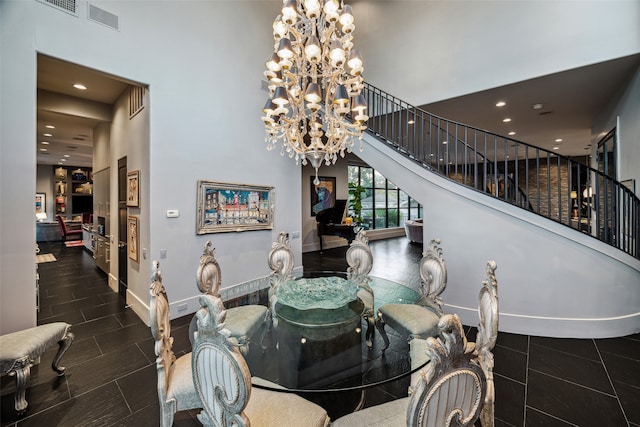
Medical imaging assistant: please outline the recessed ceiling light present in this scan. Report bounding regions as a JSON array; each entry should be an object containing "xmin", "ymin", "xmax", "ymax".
[
  {"xmin": 407, "ymin": 120, "xmax": 415, "ymax": 125},
  {"xmin": 508, "ymin": 131, "xmax": 516, "ymax": 136},
  {"xmin": 532, "ymin": 103, "xmax": 543, "ymax": 110},
  {"xmin": 39, "ymin": 148, "xmax": 48, "ymax": 152},
  {"xmin": 553, "ymin": 146, "xmax": 560, "ymax": 150},
  {"xmin": 58, "ymin": 162, "xmax": 64, "ymax": 165},
  {"xmin": 555, "ymin": 138, "xmax": 563, "ymax": 142},
  {"xmin": 73, "ymin": 83, "xmax": 87, "ymax": 90},
  {"xmin": 43, "ymin": 133, "xmax": 52, "ymax": 137},
  {"xmin": 60, "ymin": 158, "xmax": 67, "ymax": 161},
  {"xmin": 41, "ymin": 141, "xmax": 50, "ymax": 145},
  {"xmin": 63, "ymin": 154, "xmax": 70, "ymax": 158},
  {"xmin": 45, "ymin": 125, "xmax": 55, "ymax": 129},
  {"xmin": 442, "ymin": 140, "xmax": 448, "ymax": 145},
  {"xmin": 502, "ymin": 118, "xmax": 511, "ymax": 123},
  {"xmin": 496, "ymin": 101, "xmax": 506, "ymax": 107}
]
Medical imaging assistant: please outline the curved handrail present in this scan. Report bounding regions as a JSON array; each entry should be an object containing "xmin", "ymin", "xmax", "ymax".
[{"xmin": 361, "ymin": 82, "xmax": 639, "ymax": 259}]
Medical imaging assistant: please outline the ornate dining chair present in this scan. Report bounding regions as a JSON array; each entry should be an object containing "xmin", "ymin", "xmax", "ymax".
[
  {"xmin": 466, "ymin": 260, "xmax": 499, "ymax": 427},
  {"xmin": 331, "ymin": 314, "xmax": 486, "ymax": 427},
  {"xmin": 376, "ymin": 238, "xmax": 447, "ymax": 350},
  {"xmin": 267, "ymin": 231, "xmax": 295, "ymax": 328},
  {"xmin": 191, "ymin": 292, "xmax": 330, "ymax": 427},
  {"xmin": 189, "ymin": 241, "xmax": 269, "ymax": 355},
  {"xmin": 345, "ymin": 230, "xmax": 375, "ymax": 348},
  {"xmin": 149, "ymin": 261, "xmax": 201, "ymax": 427}
]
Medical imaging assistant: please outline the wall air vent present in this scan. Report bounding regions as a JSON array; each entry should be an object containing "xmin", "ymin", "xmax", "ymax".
[
  {"xmin": 36, "ymin": 0, "xmax": 78, "ymax": 16},
  {"xmin": 129, "ymin": 86, "xmax": 146, "ymax": 119},
  {"xmin": 88, "ymin": 3, "xmax": 119, "ymax": 31}
]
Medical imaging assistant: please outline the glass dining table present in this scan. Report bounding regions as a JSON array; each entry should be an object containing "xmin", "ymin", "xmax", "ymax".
[{"xmin": 225, "ymin": 271, "xmax": 428, "ymax": 419}]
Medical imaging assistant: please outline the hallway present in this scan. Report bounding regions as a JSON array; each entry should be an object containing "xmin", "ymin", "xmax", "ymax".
[{"xmin": 1, "ymin": 238, "xmax": 638, "ymax": 426}]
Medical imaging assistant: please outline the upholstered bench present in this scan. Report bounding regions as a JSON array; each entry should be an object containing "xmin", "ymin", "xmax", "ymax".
[{"xmin": 0, "ymin": 322, "xmax": 74, "ymax": 414}]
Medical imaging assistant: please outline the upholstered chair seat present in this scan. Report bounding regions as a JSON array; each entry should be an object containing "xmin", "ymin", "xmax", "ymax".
[
  {"xmin": 378, "ymin": 303, "xmax": 440, "ymax": 340},
  {"xmin": 330, "ymin": 397, "xmax": 409, "ymax": 427},
  {"xmin": 165, "ymin": 353, "xmax": 200, "ymax": 410},
  {"xmin": 376, "ymin": 239, "xmax": 447, "ymax": 350},
  {"xmin": 0, "ymin": 322, "xmax": 74, "ymax": 414},
  {"xmin": 245, "ymin": 386, "xmax": 331, "ymax": 427},
  {"xmin": 192, "ymin": 241, "xmax": 269, "ymax": 354}
]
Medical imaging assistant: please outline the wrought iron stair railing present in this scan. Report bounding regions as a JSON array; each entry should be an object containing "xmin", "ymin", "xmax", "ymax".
[{"xmin": 360, "ymin": 82, "xmax": 639, "ymax": 259}]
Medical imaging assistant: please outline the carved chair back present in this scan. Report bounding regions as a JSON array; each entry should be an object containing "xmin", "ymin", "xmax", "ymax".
[
  {"xmin": 267, "ymin": 232, "xmax": 295, "ymax": 327},
  {"xmin": 346, "ymin": 230, "xmax": 376, "ymax": 347},
  {"xmin": 418, "ymin": 238, "xmax": 447, "ymax": 311},
  {"xmin": 148, "ymin": 261, "xmax": 177, "ymax": 409},
  {"xmin": 196, "ymin": 241, "xmax": 222, "ymax": 296},
  {"xmin": 474, "ymin": 260, "xmax": 499, "ymax": 427},
  {"xmin": 192, "ymin": 293, "xmax": 251, "ymax": 427},
  {"xmin": 408, "ymin": 314, "xmax": 486, "ymax": 427},
  {"xmin": 346, "ymin": 230, "xmax": 373, "ymax": 284}
]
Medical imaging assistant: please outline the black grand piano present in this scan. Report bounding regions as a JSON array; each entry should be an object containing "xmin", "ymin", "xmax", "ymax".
[{"xmin": 316, "ymin": 199, "xmax": 357, "ymax": 253}]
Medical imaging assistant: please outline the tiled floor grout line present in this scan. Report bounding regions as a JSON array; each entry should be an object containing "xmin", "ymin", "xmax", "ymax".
[
  {"xmin": 522, "ymin": 335, "xmax": 530, "ymax": 427},
  {"xmin": 593, "ymin": 338, "xmax": 631, "ymax": 427},
  {"xmin": 527, "ymin": 367, "xmax": 620, "ymax": 399}
]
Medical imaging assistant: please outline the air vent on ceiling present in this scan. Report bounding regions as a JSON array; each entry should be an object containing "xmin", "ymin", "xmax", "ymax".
[
  {"xmin": 539, "ymin": 111, "xmax": 554, "ymax": 116},
  {"xmin": 67, "ymin": 146, "xmax": 78, "ymax": 150},
  {"xmin": 88, "ymin": 3, "xmax": 119, "ymax": 31},
  {"xmin": 36, "ymin": 0, "xmax": 78, "ymax": 16},
  {"xmin": 129, "ymin": 86, "xmax": 146, "ymax": 119}
]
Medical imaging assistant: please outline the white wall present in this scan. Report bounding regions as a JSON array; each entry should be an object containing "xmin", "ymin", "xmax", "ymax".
[
  {"xmin": 353, "ymin": 1, "xmax": 640, "ymax": 105},
  {"xmin": 357, "ymin": 132, "xmax": 640, "ymax": 338},
  {"xmin": 592, "ymin": 65, "xmax": 640, "ymax": 194},
  {"xmin": 0, "ymin": 0, "xmax": 302, "ymax": 332}
]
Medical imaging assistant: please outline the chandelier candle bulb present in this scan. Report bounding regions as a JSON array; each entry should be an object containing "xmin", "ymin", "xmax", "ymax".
[{"xmin": 262, "ymin": 0, "xmax": 367, "ymax": 178}]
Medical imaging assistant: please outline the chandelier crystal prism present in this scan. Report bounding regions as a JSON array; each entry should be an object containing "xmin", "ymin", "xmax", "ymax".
[{"xmin": 262, "ymin": 0, "xmax": 368, "ymax": 184}]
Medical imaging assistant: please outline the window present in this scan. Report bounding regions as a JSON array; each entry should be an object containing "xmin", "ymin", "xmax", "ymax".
[{"xmin": 348, "ymin": 164, "xmax": 423, "ymax": 230}]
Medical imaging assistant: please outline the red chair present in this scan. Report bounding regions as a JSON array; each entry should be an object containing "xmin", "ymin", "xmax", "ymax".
[{"xmin": 56, "ymin": 215, "xmax": 82, "ymax": 242}]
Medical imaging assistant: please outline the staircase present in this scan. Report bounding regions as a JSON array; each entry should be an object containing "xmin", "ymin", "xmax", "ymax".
[{"xmin": 356, "ymin": 82, "xmax": 640, "ymax": 338}]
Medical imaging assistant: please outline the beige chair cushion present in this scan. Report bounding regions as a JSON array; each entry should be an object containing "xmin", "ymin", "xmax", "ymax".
[
  {"xmin": 166, "ymin": 352, "xmax": 201, "ymax": 411},
  {"xmin": 0, "ymin": 322, "xmax": 70, "ymax": 372},
  {"xmin": 246, "ymin": 386, "xmax": 330, "ymax": 427},
  {"xmin": 379, "ymin": 304, "xmax": 440, "ymax": 338},
  {"xmin": 225, "ymin": 305, "xmax": 268, "ymax": 338},
  {"xmin": 331, "ymin": 397, "xmax": 409, "ymax": 427}
]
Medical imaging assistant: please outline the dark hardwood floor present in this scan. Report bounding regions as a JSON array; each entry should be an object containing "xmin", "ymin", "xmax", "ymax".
[{"xmin": 1, "ymin": 238, "xmax": 638, "ymax": 426}]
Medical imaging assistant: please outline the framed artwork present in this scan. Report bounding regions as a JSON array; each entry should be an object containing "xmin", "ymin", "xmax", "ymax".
[
  {"xmin": 127, "ymin": 215, "xmax": 139, "ymax": 262},
  {"xmin": 310, "ymin": 176, "xmax": 336, "ymax": 216},
  {"xmin": 127, "ymin": 170, "xmax": 140, "ymax": 207},
  {"xmin": 196, "ymin": 180, "xmax": 275, "ymax": 234},
  {"xmin": 35, "ymin": 193, "xmax": 46, "ymax": 215}
]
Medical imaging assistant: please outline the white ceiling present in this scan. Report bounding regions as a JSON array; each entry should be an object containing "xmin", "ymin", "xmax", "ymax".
[
  {"xmin": 36, "ymin": 55, "xmax": 131, "ymax": 168},
  {"xmin": 420, "ymin": 54, "xmax": 640, "ymax": 157},
  {"xmin": 36, "ymin": 53, "xmax": 640, "ymax": 168}
]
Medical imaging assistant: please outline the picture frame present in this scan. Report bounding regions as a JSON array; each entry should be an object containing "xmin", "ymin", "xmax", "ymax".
[
  {"xmin": 127, "ymin": 170, "xmax": 140, "ymax": 207},
  {"xmin": 35, "ymin": 193, "xmax": 46, "ymax": 216},
  {"xmin": 196, "ymin": 180, "xmax": 275, "ymax": 234},
  {"xmin": 127, "ymin": 215, "xmax": 139, "ymax": 262},
  {"xmin": 310, "ymin": 176, "xmax": 336, "ymax": 216}
]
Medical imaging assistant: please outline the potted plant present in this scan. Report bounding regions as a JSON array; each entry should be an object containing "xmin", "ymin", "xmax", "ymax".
[{"xmin": 348, "ymin": 182, "xmax": 365, "ymax": 224}]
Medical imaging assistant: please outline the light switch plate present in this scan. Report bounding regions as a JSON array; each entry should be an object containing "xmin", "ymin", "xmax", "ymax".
[{"xmin": 166, "ymin": 210, "xmax": 179, "ymax": 218}]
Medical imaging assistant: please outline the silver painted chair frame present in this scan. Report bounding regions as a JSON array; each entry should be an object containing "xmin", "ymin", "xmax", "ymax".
[
  {"xmin": 345, "ymin": 230, "xmax": 376, "ymax": 348},
  {"xmin": 376, "ymin": 238, "xmax": 447, "ymax": 350}
]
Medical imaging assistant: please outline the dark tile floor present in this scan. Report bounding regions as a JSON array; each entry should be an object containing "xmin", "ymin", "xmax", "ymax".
[{"xmin": 1, "ymin": 238, "xmax": 638, "ymax": 426}]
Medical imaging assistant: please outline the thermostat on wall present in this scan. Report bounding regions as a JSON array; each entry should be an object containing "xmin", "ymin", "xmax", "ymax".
[{"xmin": 166, "ymin": 210, "xmax": 179, "ymax": 218}]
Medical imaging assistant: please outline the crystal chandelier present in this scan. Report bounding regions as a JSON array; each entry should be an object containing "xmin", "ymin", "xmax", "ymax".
[{"xmin": 262, "ymin": 0, "xmax": 368, "ymax": 184}]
